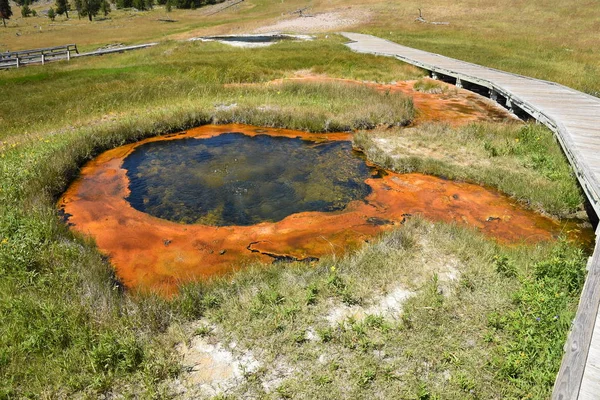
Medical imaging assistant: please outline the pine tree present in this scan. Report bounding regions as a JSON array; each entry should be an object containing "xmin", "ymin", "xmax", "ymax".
[
  {"xmin": 21, "ymin": 0, "xmax": 32, "ymax": 17},
  {"xmin": 79, "ymin": 0, "xmax": 101, "ymax": 21},
  {"xmin": 55, "ymin": 0, "xmax": 69, "ymax": 18},
  {"xmin": 0, "ymin": 0, "xmax": 12, "ymax": 27},
  {"xmin": 100, "ymin": 0, "xmax": 109, "ymax": 16},
  {"xmin": 47, "ymin": 7, "xmax": 56, "ymax": 20},
  {"xmin": 73, "ymin": 0, "xmax": 82, "ymax": 18}
]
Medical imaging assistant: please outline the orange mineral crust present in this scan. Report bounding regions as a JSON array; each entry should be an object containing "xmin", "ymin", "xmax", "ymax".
[
  {"xmin": 59, "ymin": 124, "xmax": 577, "ymax": 296},
  {"xmin": 249, "ymin": 76, "xmax": 514, "ymax": 126}
]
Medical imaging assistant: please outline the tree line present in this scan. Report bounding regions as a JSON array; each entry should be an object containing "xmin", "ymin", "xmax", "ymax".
[{"xmin": 1, "ymin": 0, "xmax": 226, "ymax": 25}]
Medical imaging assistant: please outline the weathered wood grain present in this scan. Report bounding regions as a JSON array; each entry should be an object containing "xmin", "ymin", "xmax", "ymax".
[
  {"xmin": 0, "ymin": 44, "xmax": 78, "ymax": 69},
  {"xmin": 341, "ymin": 32, "xmax": 600, "ymax": 400}
]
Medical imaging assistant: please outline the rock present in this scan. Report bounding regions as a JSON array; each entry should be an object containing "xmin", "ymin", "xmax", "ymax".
[{"xmin": 366, "ymin": 216, "xmax": 393, "ymax": 226}]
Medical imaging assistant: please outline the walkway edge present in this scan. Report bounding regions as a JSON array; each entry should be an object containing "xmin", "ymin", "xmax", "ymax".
[{"xmin": 340, "ymin": 32, "xmax": 600, "ymax": 400}]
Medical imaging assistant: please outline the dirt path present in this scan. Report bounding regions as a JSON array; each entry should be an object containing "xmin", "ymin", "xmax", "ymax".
[{"xmin": 254, "ymin": 9, "xmax": 371, "ymax": 34}]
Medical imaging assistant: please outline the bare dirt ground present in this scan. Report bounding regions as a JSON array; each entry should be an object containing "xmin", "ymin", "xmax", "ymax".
[
  {"xmin": 170, "ymin": 231, "xmax": 463, "ymax": 398},
  {"xmin": 254, "ymin": 9, "xmax": 371, "ymax": 34}
]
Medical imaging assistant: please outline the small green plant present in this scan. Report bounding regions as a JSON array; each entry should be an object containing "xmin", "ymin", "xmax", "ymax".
[
  {"xmin": 455, "ymin": 372, "xmax": 476, "ymax": 393},
  {"xmin": 494, "ymin": 255, "xmax": 517, "ymax": 278},
  {"xmin": 413, "ymin": 79, "xmax": 445, "ymax": 94},
  {"xmin": 20, "ymin": 0, "xmax": 32, "ymax": 17},
  {"xmin": 47, "ymin": 7, "xmax": 56, "ymax": 20},
  {"xmin": 483, "ymin": 140, "xmax": 499, "ymax": 157},
  {"xmin": 356, "ymin": 368, "xmax": 376, "ymax": 388},
  {"xmin": 425, "ymin": 274, "xmax": 444, "ymax": 308},
  {"xmin": 90, "ymin": 332, "xmax": 144, "ymax": 373},
  {"xmin": 416, "ymin": 382, "xmax": 438, "ymax": 400},
  {"xmin": 315, "ymin": 374, "xmax": 333, "ymax": 386},
  {"xmin": 317, "ymin": 327, "xmax": 334, "ymax": 343},
  {"xmin": 305, "ymin": 283, "xmax": 319, "ymax": 305},
  {"xmin": 293, "ymin": 330, "xmax": 307, "ymax": 344},
  {"xmin": 364, "ymin": 314, "xmax": 388, "ymax": 331},
  {"xmin": 326, "ymin": 267, "xmax": 360, "ymax": 305},
  {"xmin": 193, "ymin": 325, "xmax": 213, "ymax": 337},
  {"xmin": 459, "ymin": 274, "xmax": 476, "ymax": 292}
]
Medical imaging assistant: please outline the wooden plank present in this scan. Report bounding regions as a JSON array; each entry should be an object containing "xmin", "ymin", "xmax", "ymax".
[
  {"xmin": 5, "ymin": 43, "xmax": 77, "ymax": 56},
  {"xmin": 1, "ymin": 44, "xmax": 78, "ymax": 69},
  {"xmin": 577, "ymin": 296, "xmax": 600, "ymax": 400},
  {"xmin": 341, "ymin": 32, "xmax": 600, "ymax": 400},
  {"xmin": 74, "ymin": 43, "xmax": 158, "ymax": 58},
  {"xmin": 554, "ymin": 242, "xmax": 600, "ymax": 400}
]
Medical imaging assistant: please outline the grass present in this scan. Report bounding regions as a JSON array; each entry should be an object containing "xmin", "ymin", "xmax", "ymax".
[
  {"xmin": 0, "ymin": 9, "xmax": 595, "ymax": 397},
  {"xmin": 354, "ymin": 122, "xmax": 585, "ymax": 218},
  {"xmin": 413, "ymin": 78, "xmax": 446, "ymax": 94},
  {"xmin": 0, "ymin": 77, "xmax": 589, "ymax": 396},
  {"xmin": 163, "ymin": 218, "xmax": 586, "ymax": 399},
  {"xmin": 4, "ymin": 0, "xmax": 600, "ymax": 96},
  {"xmin": 0, "ymin": 37, "xmax": 421, "ymax": 140},
  {"xmin": 0, "ymin": 39, "xmax": 418, "ymax": 396},
  {"xmin": 356, "ymin": 0, "xmax": 600, "ymax": 97}
]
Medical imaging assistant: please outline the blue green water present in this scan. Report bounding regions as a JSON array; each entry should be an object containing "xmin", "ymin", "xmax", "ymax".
[{"xmin": 123, "ymin": 133, "xmax": 373, "ymax": 226}]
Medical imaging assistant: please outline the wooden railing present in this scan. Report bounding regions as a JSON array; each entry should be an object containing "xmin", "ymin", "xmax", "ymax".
[
  {"xmin": 0, "ymin": 44, "xmax": 79, "ymax": 69},
  {"xmin": 340, "ymin": 32, "xmax": 600, "ymax": 400}
]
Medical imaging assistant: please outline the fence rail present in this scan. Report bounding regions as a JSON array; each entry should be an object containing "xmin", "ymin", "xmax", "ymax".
[
  {"xmin": 341, "ymin": 32, "xmax": 600, "ymax": 400},
  {"xmin": 0, "ymin": 44, "xmax": 79, "ymax": 69},
  {"xmin": 0, "ymin": 42, "xmax": 158, "ymax": 70}
]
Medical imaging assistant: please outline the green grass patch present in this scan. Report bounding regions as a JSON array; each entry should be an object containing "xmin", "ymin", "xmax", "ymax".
[
  {"xmin": 168, "ymin": 218, "xmax": 586, "ymax": 399},
  {"xmin": 413, "ymin": 78, "xmax": 446, "ymax": 94},
  {"xmin": 0, "ymin": 37, "xmax": 422, "ymax": 140},
  {"xmin": 488, "ymin": 243, "xmax": 586, "ymax": 398},
  {"xmin": 0, "ymin": 35, "xmax": 591, "ymax": 398},
  {"xmin": 354, "ymin": 122, "xmax": 585, "ymax": 217}
]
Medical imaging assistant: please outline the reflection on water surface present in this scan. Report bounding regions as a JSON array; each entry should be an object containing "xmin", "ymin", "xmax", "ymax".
[
  {"xmin": 58, "ymin": 124, "xmax": 593, "ymax": 296},
  {"xmin": 124, "ymin": 133, "xmax": 372, "ymax": 226}
]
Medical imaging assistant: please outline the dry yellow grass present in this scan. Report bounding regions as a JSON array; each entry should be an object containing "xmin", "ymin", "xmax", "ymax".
[
  {"xmin": 3, "ymin": 0, "xmax": 599, "ymax": 94},
  {"xmin": 1, "ymin": 1, "xmax": 597, "ymax": 397}
]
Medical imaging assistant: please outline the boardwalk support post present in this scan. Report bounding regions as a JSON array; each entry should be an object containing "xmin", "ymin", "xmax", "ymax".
[
  {"xmin": 431, "ymin": 71, "xmax": 438, "ymax": 80},
  {"xmin": 506, "ymin": 97, "xmax": 514, "ymax": 113},
  {"xmin": 456, "ymin": 77, "xmax": 463, "ymax": 88},
  {"xmin": 340, "ymin": 31, "xmax": 600, "ymax": 400}
]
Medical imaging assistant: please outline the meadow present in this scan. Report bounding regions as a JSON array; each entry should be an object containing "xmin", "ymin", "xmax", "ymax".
[
  {"xmin": 3, "ymin": 0, "xmax": 600, "ymax": 95},
  {"xmin": 0, "ymin": 0, "xmax": 597, "ymax": 397},
  {"xmin": 354, "ymin": 122, "xmax": 585, "ymax": 219}
]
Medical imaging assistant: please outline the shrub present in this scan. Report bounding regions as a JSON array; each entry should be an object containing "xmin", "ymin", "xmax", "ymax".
[
  {"xmin": 91, "ymin": 332, "xmax": 144, "ymax": 373},
  {"xmin": 20, "ymin": 2, "xmax": 31, "ymax": 17}
]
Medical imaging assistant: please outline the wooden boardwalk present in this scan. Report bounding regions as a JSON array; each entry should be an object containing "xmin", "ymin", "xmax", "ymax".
[
  {"xmin": 0, "ymin": 43, "xmax": 158, "ymax": 69},
  {"xmin": 341, "ymin": 32, "xmax": 600, "ymax": 400},
  {"xmin": 0, "ymin": 44, "xmax": 78, "ymax": 69}
]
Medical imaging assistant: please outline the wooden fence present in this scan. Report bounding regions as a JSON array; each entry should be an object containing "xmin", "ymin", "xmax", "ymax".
[{"xmin": 0, "ymin": 44, "xmax": 79, "ymax": 69}]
